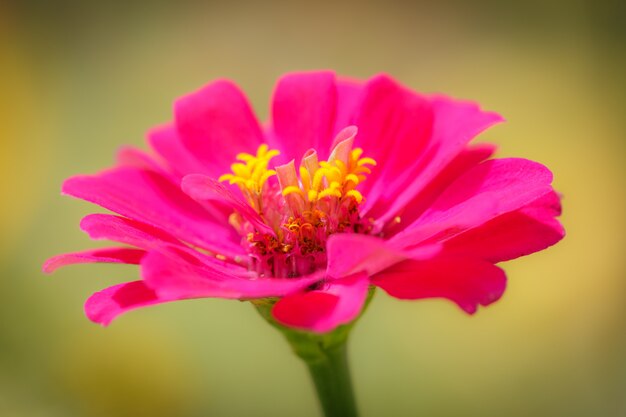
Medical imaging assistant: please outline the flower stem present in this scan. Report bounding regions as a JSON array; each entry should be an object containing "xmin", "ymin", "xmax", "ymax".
[
  {"xmin": 253, "ymin": 289, "xmax": 374, "ymax": 417},
  {"xmin": 256, "ymin": 308, "xmax": 359, "ymax": 417},
  {"xmin": 302, "ymin": 338, "xmax": 358, "ymax": 417}
]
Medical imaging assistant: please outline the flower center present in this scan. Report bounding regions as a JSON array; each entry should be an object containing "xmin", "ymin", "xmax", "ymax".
[{"xmin": 219, "ymin": 128, "xmax": 376, "ymax": 277}]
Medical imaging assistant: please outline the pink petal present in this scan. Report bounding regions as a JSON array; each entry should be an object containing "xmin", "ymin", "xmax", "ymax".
[
  {"xmin": 270, "ymin": 71, "xmax": 337, "ymax": 162},
  {"xmin": 62, "ymin": 166, "xmax": 240, "ymax": 252},
  {"xmin": 328, "ymin": 125, "xmax": 357, "ymax": 164},
  {"xmin": 391, "ymin": 158, "xmax": 556, "ymax": 248},
  {"xmin": 141, "ymin": 251, "xmax": 321, "ymax": 300},
  {"xmin": 353, "ymin": 74, "xmax": 434, "ymax": 207},
  {"xmin": 443, "ymin": 191, "xmax": 565, "ymax": 263},
  {"xmin": 372, "ymin": 257, "xmax": 507, "ymax": 314},
  {"xmin": 115, "ymin": 146, "xmax": 170, "ymax": 178},
  {"xmin": 174, "ymin": 79, "xmax": 264, "ymax": 177},
  {"xmin": 181, "ymin": 174, "xmax": 275, "ymax": 236},
  {"xmin": 326, "ymin": 233, "xmax": 441, "ymax": 278},
  {"xmin": 332, "ymin": 77, "xmax": 364, "ymax": 137},
  {"xmin": 85, "ymin": 281, "xmax": 167, "ymax": 326},
  {"xmin": 43, "ymin": 247, "xmax": 146, "ymax": 273},
  {"xmin": 147, "ymin": 124, "xmax": 211, "ymax": 178},
  {"xmin": 272, "ymin": 272, "xmax": 370, "ymax": 333},
  {"xmin": 81, "ymin": 214, "xmax": 181, "ymax": 247},
  {"xmin": 85, "ymin": 249, "xmax": 322, "ymax": 326},
  {"xmin": 381, "ymin": 143, "xmax": 496, "ymax": 236},
  {"xmin": 362, "ymin": 89, "xmax": 503, "ymax": 222},
  {"xmin": 273, "ymin": 292, "xmax": 338, "ymax": 331},
  {"xmin": 80, "ymin": 213, "xmax": 245, "ymax": 262},
  {"xmin": 327, "ymin": 234, "xmax": 405, "ymax": 278}
]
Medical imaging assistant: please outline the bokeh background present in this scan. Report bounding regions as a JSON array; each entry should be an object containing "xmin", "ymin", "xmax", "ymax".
[{"xmin": 1, "ymin": 1, "xmax": 625, "ymax": 416}]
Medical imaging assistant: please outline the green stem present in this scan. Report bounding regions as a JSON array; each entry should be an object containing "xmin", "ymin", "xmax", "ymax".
[
  {"xmin": 303, "ymin": 339, "xmax": 358, "ymax": 417},
  {"xmin": 253, "ymin": 289, "xmax": 374, "ymax": 417}
]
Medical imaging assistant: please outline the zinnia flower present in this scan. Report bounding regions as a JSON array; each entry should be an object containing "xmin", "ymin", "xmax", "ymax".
[{"xmin": 44, "ymin": 71, "xmax": 564, "ymax": 333}]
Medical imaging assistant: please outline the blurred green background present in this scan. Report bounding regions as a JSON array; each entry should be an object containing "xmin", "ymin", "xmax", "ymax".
[{"xmin": 1, "ymin": 1, "xmax": 625, "ymax": 416}]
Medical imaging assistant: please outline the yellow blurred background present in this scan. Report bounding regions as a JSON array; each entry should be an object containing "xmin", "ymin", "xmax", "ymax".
[{"xmin": 1, "ymin": 1, "xmax": 625, "ymax": 416}]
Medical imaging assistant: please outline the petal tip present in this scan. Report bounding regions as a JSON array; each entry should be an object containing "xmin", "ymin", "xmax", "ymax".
[{"xmin": 41, "ymin": 258, "xmax": 57, "ymax": 274}]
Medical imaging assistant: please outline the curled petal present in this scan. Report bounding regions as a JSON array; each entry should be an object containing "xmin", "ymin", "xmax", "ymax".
[
  {"xmin": 328, "ymin": 125, "xmax": 357, "ymax": 163},
  {"xmin": 43, "ymin": 247, "xmax": 145, "ymax": 274},
  {"xmin": 85, "ymin": 281, "xmax": 165, "ymax": 326},
  {"xmin": 182, "ymin": 174, "xmax": 275, "ymax": 236},
  {"xmin": 272, "ymin": 272, "xmax": 370, "ymax": 333}
]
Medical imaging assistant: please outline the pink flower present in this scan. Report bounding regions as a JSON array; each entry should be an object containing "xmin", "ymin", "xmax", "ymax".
[{"xmin": 44, "ymin": 71, "xmax": 564, "ymax": 333}]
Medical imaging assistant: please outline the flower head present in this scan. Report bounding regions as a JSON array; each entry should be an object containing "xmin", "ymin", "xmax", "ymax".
[{"xmin": 44, "ymin": 71, "xmax": 564, "ymax": 333}]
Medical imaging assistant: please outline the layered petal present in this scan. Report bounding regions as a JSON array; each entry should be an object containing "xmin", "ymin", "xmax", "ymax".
[
  {"xmin": 327, "ymin": 233, "xmax": 441, "ymax": 279},
  {"xmin": 80, "ymin": 213, "xmax": 245, "ymax": 264},
  {"xmin": 147, "ymin": 124, "xmax": 211, "ymax": 178},
  {"xmin": 381, "ymin": 143, "xmax": 497, "ymax": 236},
  {"xmin": 372, "ymin": 257, "xmax": 506, "ymax": 314},
  {"xmin": 175, "ymin": 79, "xmax": 264, "ymax": 177},
  {"xmin": 85, "ymin": 281, "xmax": 169, "ymax": 326},
  {"xmin": 363, "ymin": 89, "xmax": 503, "ymax": 223},
  {"xmin": 332, "ymin": 77, "xmax": 364, "ymax": 137},
  {"xmin": 354, "ymin": 74, "xmax": 434, "ymax": 208},
  {"xmin": 272, "ymin": 272, "xmax": 370, "ymax": 333},
  {"xmin": 443, "ymin": 191, "xmax": 564, "ymax": 263},
  {"xmin": 391, "ymin": 158, "xmax": 555, "ymax": 249},
  {"xmin": 182, "ymin": 174, "xmax": 275, "ymax": 236},
  {"xmin": 81, "ymin": 213, "xmax": 181, "ymax": 247},
  {"xmin": 141, "ymin": 251, "xmax": 322, "ymax": 300},
  {"xmin": 116, "ymin": 146, "xmax": 171, "ymax": 178},
  {"xmin": 63, "ymin": 166, "xmax": 240, "ymax": 253},
  {"xmin": 327, "ymin": 234, "xmax": 406, "ymax": 278},
  {"xmin": 270, "ymin": 71, "xmax": 337, "ymax": 162},
  {"xmin": 48, "ymin": 71, "xmax": 565, "ymax": 333},
  {"xmin": 43, "ymin": 247, "xmax": 145, "ymax": 273}
]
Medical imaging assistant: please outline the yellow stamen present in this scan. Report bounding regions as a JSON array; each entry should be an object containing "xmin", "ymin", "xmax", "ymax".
[
  {"xmin": 218, "ymin": 173, "xmax": 234, "ymax": 183},
  {"xmin": 219, "ymin": 144, "xmax": 281, "ymax": 206},
  {"xmin": 299, "ymin": 166, "xmax": 311, "ymax": 192},
  {"xmin": 345, "ymin": 190, "xmax": 364, "ymax": 204},
  {"xmin": 312, "ymin": 168, "xmax": 327, "ymax": 191},
  {"xmin": 259, "ymin": 170, "xmax": 277, "ymax": 188},
  {"xmin": 318, "ymin": 188, "xmax": 342, "ymax": 199},
  {"xmin": 282, "ymin": 186, "xmax": 304, "ymax": 197},
  {"xmin": 334, "ymin": 160, "xmax": 348, "ymax": 177},
  {"xmin": 220, "ymin": 141, "xmax": 377, "ymax": 217},
  {"xmin": 357, "ymin": 157, "xmax": 377, "ymax": 167},
  {"xmin": 344, "ymin": 174, "xmax": 360, "ymax": 186},
  {"xmin": 236, "ymin": 152, "xmax": 256, "ymax": 162}
]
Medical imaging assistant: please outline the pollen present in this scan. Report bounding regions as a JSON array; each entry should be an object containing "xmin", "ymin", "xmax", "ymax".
[{"xmin": 219, "ymin": 144, "xmax": 280, "ymax": 210}]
